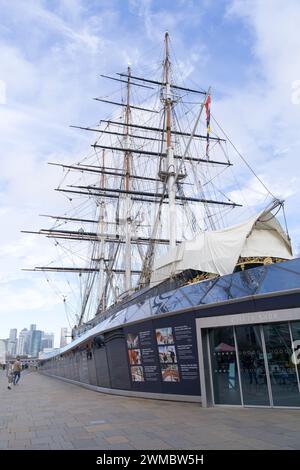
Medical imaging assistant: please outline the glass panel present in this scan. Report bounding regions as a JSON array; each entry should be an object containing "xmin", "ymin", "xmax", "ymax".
[
  {"xmin": 162, "ymin": 289, "xmax": 193, "ymax": 313},
  {"xmin": 263, "ymin": 322, "xmax": 300, "ymax": 407},
  {"xmin": 209, "ymin": 326, "xmax": 241, "ymax": 405},
  {"xmin": 235, "ymin": 325, "xmax": 270, "ymax": 406},
  {"xmin": 257, "ymin": 259, "xmax": 300, "ymax": 295},
  {"xmin": 290, "ymin": 321, "xmax": 300, "ymax": 391}
]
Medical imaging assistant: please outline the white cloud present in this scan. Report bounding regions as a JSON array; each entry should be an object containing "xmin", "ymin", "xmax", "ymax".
[
  {"xmin": 0, "ymin": 280, "xmax": 61, "ymax": 313},
  {"xmin": 208, "ymin": 1, "xmax": 300, "ymax": 244}
]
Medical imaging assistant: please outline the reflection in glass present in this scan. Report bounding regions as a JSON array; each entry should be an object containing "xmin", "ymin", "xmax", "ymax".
[
  {"xmin": 209, "ymin": 326, "xmax": 241, "ymax": 405},
  {"xmin": 263, "ymin": 322, "xmax": 300, "ymax": 407},
  {"xmin": 163, "ymin": 289, "xmax": 193, "ymax": 313},
  {"xmin": 290, "ymin": 321, "xmax": 300, "ymax": 394},
  {"xmin": 84, "ymin": 258, "xmax": 300, "ymax": 337},
  {"xmin": 235, "ymin": 325, "xmax": 270, "ymax": 406}
]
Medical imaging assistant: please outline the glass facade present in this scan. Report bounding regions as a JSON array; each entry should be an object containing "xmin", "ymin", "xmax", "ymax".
[
  {"xmin": 74, "ymin": 258, "xmax": 300, "ymax": 342},
  {"xmin": 208, "ymin": 320, "xmax": 300, "ymax": 407},
  {"xmin": 290, "ymin": 322, "xmax": 300, "ymax": 382}
]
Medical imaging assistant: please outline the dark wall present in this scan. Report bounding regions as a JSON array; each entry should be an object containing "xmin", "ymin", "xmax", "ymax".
[
  {"xmin": 42, "ymin": 291, "xmax": 298, "ymax": 396},
  {"xmin": 87, "ymin": 348, "xmax": 98, "ymax": 386},
  {"xmin": 93, "ymin": 337, "xmax": 111, "ymax": 388},
  {"xmin": 104, "ymin": 329, "xmax": 131, "ymax": 390},
  {"xmin": 41, "ymin": 312, "xmax": 201, "ymax": 396}
]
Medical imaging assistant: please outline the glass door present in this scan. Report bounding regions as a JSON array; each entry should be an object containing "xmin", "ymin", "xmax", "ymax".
[
  {"xmin": 207, "ymin": 321, "xmax": 300, "ymax": 408},
  {"xmin": 263, "ymin": 322, "xmax": 300, "ymax": 407},
  {"xmin": 235, "ymin": 325, "xmax": 270, "ymax": 406},
  {"xmin": 209, "ymin": 326, "xmax": 241, "ymax": 405},
  {"xmin": 290, "ymin": 321, "xmax": 300, "ymax": 393}
]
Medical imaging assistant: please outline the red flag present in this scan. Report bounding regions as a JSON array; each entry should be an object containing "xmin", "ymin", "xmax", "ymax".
[
  {"xmin": 205, "ymin": 95, "xmax": 211, "ymax": 159},
  {"xmin": 205, "ymin": 95, "xmax": 211, "ymax": 119}
]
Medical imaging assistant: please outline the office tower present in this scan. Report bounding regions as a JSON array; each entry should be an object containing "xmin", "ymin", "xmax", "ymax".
[
  {"xmin": 30, "ymin": 330, "xmax": 42, "ymax": 357},
  {"xmin": 9, "ymin": 328, "xmax": 17, "ymax": 341},
  {"xmin": 60, "ymin": 328, "xmax": 69, "ymax": 348},
  {"xmin": 16, "ymin": 328, "xmax": 30, "ymax": 355},
  {"xmin": 41, "ymin": 332, "xmax": 54, "ymax": 351}
]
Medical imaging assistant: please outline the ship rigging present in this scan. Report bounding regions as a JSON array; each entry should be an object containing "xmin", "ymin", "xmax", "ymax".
[{"xmin": 22, "ymin": 33, "xmax": 291, "ymax": 332}]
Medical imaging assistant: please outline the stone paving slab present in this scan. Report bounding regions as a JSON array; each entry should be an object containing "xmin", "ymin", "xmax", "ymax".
[{"xmin": 0, "ymin": 371, "xmax": 299, "ymax": 450}]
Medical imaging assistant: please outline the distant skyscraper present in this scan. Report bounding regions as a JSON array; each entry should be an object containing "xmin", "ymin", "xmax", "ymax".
[
  {"xmin": 27, "ymin": 324, "xmax": 37, "ymax": 355},
  {"xmin": 30, "ymin": 330, "xmax": 42, "ymax": 357},
  {"xmin": 7, "ymin": 340, "xmax": 17, "ymax": 356},
  {"xmin": 41, "ymin": 333, "xmax": 54, "ymax": 351},
  {"xmin": 7, "ymin": 329, "xmax": 18, "ymax": 356},
  {"xmin": 16, "ymin": 328, "xmax": 30, "ymax": 355},
  {"xmin": 60, "ymin": 328, "xmax": 69, "ymax": 348},
  {"xmin": 0, "ymin": 339, "xmax": 7, "ymax": 364},
  {"xmin": 9, "ymin": 329, "xmax": 17, "ymax": 341}
]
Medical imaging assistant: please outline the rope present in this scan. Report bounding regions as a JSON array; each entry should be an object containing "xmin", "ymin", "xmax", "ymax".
[{"xmin": 282, "ymin": 202, "xmax": 291, "ymax": 239}]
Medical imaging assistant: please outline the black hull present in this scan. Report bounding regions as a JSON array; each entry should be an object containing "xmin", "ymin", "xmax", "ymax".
[{"xmin": 40, "ymin": 259, "xmax": 300, "ymax": 408}]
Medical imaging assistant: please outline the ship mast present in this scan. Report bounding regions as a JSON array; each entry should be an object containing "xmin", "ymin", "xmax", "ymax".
[
  {"xmin": 163, "ymin": 32, "xmax": 176, "ymax": 248},
  {"xmin": 124, "ymin": 65, "xmax": 132, "ymax": 292},
  {"xmin": 23, "ymin": 33, "xmax": 246, "ymax": 328},
  {"xmin": 97, "ymin": 149, "xmax": 106, "ymax": 312}
]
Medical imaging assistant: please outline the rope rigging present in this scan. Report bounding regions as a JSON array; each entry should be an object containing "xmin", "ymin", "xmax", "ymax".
[{"xmin": 25, "ymin": 33, "xmax": 291, "ymax": 331}]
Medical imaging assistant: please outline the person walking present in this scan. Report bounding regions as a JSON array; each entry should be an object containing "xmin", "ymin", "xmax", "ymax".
[
  {"xmin": 13, "ymin": 356, "xmax": 22, "ymax": 385},
  {"xmin": 7, "ymin": 362, "xmax": 14, "ymax": 390}
]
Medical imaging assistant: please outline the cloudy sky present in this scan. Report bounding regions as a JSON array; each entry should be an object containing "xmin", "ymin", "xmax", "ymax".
[{"xmin": 0, "ymin": 0, "xmax": 300, "ymax": 346}]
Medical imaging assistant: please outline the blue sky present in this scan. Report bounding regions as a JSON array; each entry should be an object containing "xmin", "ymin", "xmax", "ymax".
[{"xmin": 0, "ymin": 0, "xmax": 300, "ymax": 346}]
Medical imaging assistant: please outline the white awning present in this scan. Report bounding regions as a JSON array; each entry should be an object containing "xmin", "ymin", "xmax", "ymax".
[{"xmin": 150, "ymin": 208, "xmax": 293, "ymax": 286}]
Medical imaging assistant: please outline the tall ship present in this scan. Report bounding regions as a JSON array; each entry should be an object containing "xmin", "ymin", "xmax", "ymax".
[{"xmin": 25, "ymin": 34, "xmax": 300, "ymax": 408}]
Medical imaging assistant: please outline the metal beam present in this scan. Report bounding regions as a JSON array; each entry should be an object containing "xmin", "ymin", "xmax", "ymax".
[
  {"xmin": 21, "ymin": 229, "xmax": 180, "ymax": 245},
  {"xmin": 23, "ymin": 266, "xmax": 142, "ymax": 274},
  {"xmin": 101, "ymin": 120, "xmax": 226, "ymax": 142},
  {"xmin": 93, "ymin": 98, "xmax": 159, "ymax": 113},
  {"xmin": 54, "ymin": 187, "xmax": 240, "ymax": 207},
  {"xmin": 118, "ymin": 73, "xmax": 206, "ymax": 95},
  {"xmin": 70, "ymin": 125, "xmax": 164, "ymax": 142},
  {"xmin": 39, "ymin": 214, "xmax": 97, "ymax": 224},
  {"xmin": 92, "ymin": 144, "xmax": 231, "ymax": 166},
  {"xmin": 68, "ymin": 184, "xmax": 240, "ymax": 206},
  {"xmin": 100, "ymin": 74, "xmax": 154, "ymax": 90},
  {"xmin": 48, "ymin": 162, "xmax": 163, "ymax": 182}
]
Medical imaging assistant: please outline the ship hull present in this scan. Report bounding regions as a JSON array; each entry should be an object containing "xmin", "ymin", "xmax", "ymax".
[{"xmin": 40, "ymin": 258, "xmax": 300, "ymax": 408}]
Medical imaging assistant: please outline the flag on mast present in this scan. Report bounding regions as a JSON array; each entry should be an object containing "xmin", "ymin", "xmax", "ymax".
[{"xmin": 205, "ymin": 94, "xmax": 211, "ymax": 159}]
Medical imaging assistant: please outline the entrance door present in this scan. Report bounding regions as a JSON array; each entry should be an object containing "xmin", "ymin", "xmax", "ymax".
[
  {"xmin": 209, "ymin": 326, "xmax": 241, "ymax": 405},
  {"xmin": 263, "ymin": 322, "xmax": 300, "ymax": 407},
  {"xmin": 207, "ymin": 321, "xmax": 300, "ymax": 407},
  {"xmin": 235, "ymin": 325, "xmax": 270, "ymax": 406}
]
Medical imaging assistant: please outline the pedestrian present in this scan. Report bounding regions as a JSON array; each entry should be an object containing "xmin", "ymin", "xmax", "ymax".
[
  {"xmin": 13, "ymin": 356, "xmax": 22, "ymax": 385},
  {"xmin": 7, "ymin": 362, "xmax": 14, "ymax": 390}
]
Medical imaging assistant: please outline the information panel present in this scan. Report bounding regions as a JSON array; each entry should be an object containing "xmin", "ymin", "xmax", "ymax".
[
  {"xmin": 125, "ymin": 321, "xmax": 160, "ymax": 391},
  {"xmin": 124, "ymin": 314, "xmax": 200, "ymax": 395}
]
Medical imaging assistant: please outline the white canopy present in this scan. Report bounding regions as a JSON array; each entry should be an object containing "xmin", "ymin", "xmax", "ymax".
[{"xmin": 150, "ymin": 208, "xmax": 293, "ymax": 286}]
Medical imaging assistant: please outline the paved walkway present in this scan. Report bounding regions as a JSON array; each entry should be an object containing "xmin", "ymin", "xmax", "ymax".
[{"xmin": 0, "ymin": 371, "xmax": 299, "ymax": 450}]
